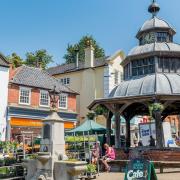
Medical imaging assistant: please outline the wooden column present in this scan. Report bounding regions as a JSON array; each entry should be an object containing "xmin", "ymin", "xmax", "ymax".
[
  {"xmin": 115, "ymin": 112, "xmax": 121, "ymax": 148},
  {"xmin": 153, "ymin": 111, "xmax": 164, "ymax": 148},
  {"xmin": 106, "ymin": 111, "xmax": 113, "ymax": 145},
  {"xmin": 126, "ymin": 119, "xmax": 131, "ymax": 148}
]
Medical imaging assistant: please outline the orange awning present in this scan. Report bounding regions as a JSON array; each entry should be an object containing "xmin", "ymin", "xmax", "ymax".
[{"xmin": 10, "ymin": 117, "xmax": 74, "ymax": 129}]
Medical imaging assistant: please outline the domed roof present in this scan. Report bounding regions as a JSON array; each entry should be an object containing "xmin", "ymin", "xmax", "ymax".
[
  {"xmin": 128, "ymin": 42, "xmax": 180, "ymax": 56},
  {"xmin": 136, "ymin": 17, "xmax": 176, "ymax": 38},
  {"xmin": 142, "ymin": 17, "xmax": 172, "ymax": 31},
  {"xmin": 109, "ymin": 73, "xmax": 180, "ymax": 98}
]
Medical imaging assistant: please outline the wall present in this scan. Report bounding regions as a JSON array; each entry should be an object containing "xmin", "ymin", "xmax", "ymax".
[
  {"xmin": 8, "ymin": 84, "xmax": 77, "ymax": 113},
  {"xmin": 54, "ymin": 67, "xmax": 105, "ymax": 123},
  {"xmin": 104, "ymin": 55, "xmax": 124, "ymax": 97},
  {"xmin": 0, "ymin": 66, "xmax": 9, "ymax": 140}
]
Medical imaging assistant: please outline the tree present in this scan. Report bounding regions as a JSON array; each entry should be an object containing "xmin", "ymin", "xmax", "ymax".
[
  {"xmin": 64, "ymin": 35, "xmax": 105, "ymax": 64},
  {"xmin": 25, "ymin": 49, "xmax": 53, "ymax": 69},
  {"xmin": 7, "ymin": 53, "xmax": 24, "ymax": 68}
]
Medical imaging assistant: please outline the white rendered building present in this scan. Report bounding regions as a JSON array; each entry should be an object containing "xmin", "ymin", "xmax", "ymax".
[{"xmin": 0, "ymin": 55, "xmax": 9, "ymax": 141}]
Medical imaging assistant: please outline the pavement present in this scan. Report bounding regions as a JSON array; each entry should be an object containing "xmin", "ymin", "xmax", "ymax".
[{"xmin": 96, "ymin": 169, "xmax": 180, "ymax": 180}]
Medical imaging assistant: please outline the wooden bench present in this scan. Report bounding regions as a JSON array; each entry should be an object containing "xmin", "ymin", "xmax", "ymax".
[
  {"xmin": 101, "ymin": 159, "xmax": 180, "ymax": 173},
  {"xmin": 153, "ymin": 161, "xmax": 180, "ymax": 173}
]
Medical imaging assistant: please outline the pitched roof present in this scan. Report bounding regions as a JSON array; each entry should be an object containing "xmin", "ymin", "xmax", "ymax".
[
  {"xmin": 0, "ymin": 54, "xmax": 9, "ymax": 67},
  {"xmin": 47, "ymin": 56, "xmax": 109, "ymax": 75},
  {"xmin": 10, "ymin": 65, "xmax": 78, "ymax": 94}
]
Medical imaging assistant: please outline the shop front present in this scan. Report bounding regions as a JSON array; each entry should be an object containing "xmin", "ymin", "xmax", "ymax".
[{"xmin": 7, "ymin": 106, "xmax": 78, "ymax": 141}]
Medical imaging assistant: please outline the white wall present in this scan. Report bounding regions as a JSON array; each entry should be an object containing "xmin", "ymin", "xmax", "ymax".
[
  {"xmin": 0, "ymin": 66, "xmax": 9, "ymax": 141},
  {"xmin": 103, "ymin": 55, "xmax": 124, "ymax": 98}
]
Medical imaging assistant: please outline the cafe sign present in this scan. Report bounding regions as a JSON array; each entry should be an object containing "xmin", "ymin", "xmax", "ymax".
[{"xmin": 124, "ymin": 158, "xmax": 157, "ymax": 180}]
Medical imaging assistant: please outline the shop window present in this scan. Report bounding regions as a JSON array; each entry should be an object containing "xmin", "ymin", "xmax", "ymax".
[
  {"xmin": 40, "ymin": 90, "xmax": 49, "ymax": 107},
  {"xmin": 59, "ymin": 93, "xmax": 68, "ymax": 109},
  {"xmin": 19, "ymin": 87, "xmax": 31, "ymax": 105}
]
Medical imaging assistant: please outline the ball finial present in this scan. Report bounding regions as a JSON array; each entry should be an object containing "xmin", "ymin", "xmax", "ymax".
[{"xmin": 148, "ymin": 0, "xmax": 160, "ymax": 17}]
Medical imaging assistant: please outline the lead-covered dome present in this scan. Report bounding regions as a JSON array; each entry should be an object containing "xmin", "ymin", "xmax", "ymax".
[
  {"xmin": 109, "ymin": 73, "xmax": 180, "ymax": 98},
  {"xmin": 141, "ymin": 17, "xmax": 174, "ymax": 32},
  {"xmin": 128, "ymin": 42, "xmax": 180, "ymax": 57}
]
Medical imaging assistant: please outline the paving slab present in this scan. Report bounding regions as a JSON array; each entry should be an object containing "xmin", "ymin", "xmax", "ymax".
[{"xmin": 96, "ymin": 169, "xmax": 180, "ymax": 180}]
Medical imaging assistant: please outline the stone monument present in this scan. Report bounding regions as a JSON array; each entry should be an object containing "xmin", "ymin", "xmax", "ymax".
[{"xmin": 24, "ymin": 87, "xmax": 86, "ymax": 180}]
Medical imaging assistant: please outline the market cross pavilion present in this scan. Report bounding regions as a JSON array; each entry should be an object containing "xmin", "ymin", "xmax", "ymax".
[{"xmin": 89, "ymin": 1, "xmax": 180, "ymax": 149}]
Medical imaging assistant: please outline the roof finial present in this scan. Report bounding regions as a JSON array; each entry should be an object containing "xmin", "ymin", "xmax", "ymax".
[{"xmin": 148, "ymin": 0, "xmax": 160, "ymax": 17}]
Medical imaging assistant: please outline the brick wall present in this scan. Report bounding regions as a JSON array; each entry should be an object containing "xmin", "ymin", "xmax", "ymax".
[
  {"xmin": 8, "ymin": 84, "xmax": 77, "ymax": 113},
  {"xmin": 68, "ymin": 94, "xmax": 76, "ymax": 112}
]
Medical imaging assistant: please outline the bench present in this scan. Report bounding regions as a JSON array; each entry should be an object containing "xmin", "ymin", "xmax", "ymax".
[{"xmin": 101, "ymin": 159, "xmax": 180, "ymax": 173}]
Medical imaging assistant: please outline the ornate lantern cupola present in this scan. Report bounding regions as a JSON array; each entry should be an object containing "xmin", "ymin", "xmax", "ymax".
[
  {"xmin": 121, "ymin": 0, "xmax": 180, "ymax": 81},
  {"xmin": 136, "ymin": 0, "xmax": 176, "ymax": 46}
]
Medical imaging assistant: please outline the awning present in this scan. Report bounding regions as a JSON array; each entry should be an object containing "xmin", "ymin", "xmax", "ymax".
[
  {"xmin": 67, "ymin": 119, "xmax": 106, "ymax": 134},
  {"xmin": 10, "ymin": 117, "xmax": 75, "ymax": 129}
]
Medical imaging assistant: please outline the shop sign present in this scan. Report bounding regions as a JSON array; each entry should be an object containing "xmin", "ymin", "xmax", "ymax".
[{"xmin": 124, "ymin": 158, "xmax": 157, "ymax": 180}]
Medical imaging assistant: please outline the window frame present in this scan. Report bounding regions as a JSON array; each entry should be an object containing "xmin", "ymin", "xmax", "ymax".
[
  {"xmin": 39, "ymin": 90, "xmax": 50, "ymax": 107},
  {"xmin": 58, "ymin": 93, "xmax": 68, "ymax": 109},
  {"xmin": 19, "ymin": 87, "xmax": 31, "ymax": 105}
]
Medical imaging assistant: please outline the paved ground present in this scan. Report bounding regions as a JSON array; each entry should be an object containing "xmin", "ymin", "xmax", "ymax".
[{"xmin": 96, "ymin": 169, "xmax": 180, "ymax": 180}]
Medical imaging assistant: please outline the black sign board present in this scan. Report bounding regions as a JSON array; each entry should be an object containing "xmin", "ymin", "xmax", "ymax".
[{"xmin": 124, "ymin": 158, "xmax": 157, "ymax": 180}]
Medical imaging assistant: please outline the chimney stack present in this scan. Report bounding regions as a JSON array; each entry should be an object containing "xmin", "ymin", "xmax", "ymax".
[
  {"xmin": 74, "ymin": 45, "xmax": 79, "ymax": 68},
  {"xmin": 84, "ymin": 40, "xmax": 94, "ymax": 68}
]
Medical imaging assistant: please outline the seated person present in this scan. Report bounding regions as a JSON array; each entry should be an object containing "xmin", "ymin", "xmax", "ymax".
[
  {"xmin": 101, "ymin": 143, "xmax": 115, "ymax": 172},
  {"xmin": 92, "ymin": 141, "xmax": 101, "ymax": 164}
]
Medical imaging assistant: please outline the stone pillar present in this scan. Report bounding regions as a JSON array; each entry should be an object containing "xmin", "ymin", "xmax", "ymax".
[
  {"xmin": 106, "ymin": 112, "xmax": 113, "ymax": 145},
  {"xmin": 153, "ymin": 111, "xmax": 164, "ymax": 148},
  {"xmin": 115, "ymin": 112, "xmax": 121, "ymax": 148},
  {"xmin": 126, "ymin": 120, "xmax": 131, "ymax": 148}
]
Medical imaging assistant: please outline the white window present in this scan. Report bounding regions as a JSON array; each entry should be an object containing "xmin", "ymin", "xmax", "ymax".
[
  {"xmin": 59, "ymin": 93, "xmax": 68, "ymax": 109},
  {"xmin": 19, "ymin": 87, "xmax": 31, "ymax": 105},
  {"xmin": 40, "ymin": 90, "xmax": 49, "ymax": 107},
  {"xmin": 60, "ymin": 78, "xmax": 70, "ymax": 85}
]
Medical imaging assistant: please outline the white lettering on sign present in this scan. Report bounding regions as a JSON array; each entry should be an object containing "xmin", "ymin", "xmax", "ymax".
[{"xmin": 127, "ymin": 170, "xmax": 144, "ymax": 180}]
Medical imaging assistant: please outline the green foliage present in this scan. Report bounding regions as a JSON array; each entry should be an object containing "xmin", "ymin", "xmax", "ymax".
[
  {"xmin": 27, "ymin": 154, "xmax": 38, "ymax": 160},
  {"xmin": 0, "ymin": 141, "xmax": 18, "ymax": 153},
  {"xmin": 86, "ymin": 164, "xmax": 97, "ymax": 174},
  {"xmin": 94, "ymin": 105, "xmax": 109, "ymax": 116},
  {"xmin": 64, "ymin": 35, "xmax": 105, "ymax": 64},
  {"xmin": 7, "ymin": 53, "xmax": 24, "ymax": 68},
  {"xmin": 25, "ymin": 49, "xmax": 53, "ymax": 69},
  {"xmin": 149, "ymin": 103, "xmax": 164, "ymax": 118},
  {"xmin": 87, "ymin": 112, "xmax": 95, "ymax": 120},
  {"xmin": 65, "ymin": 136, "xmax": 96, "ymax": 143}
]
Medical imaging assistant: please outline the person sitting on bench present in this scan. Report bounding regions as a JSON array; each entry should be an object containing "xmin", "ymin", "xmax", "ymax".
[
  {"xmin": 92, "ymin": 141, "xmax": 101, "ymax": 164},
  {"xmin": 101, "ymin": 143, "xmax": 115, "ymax": 172}
]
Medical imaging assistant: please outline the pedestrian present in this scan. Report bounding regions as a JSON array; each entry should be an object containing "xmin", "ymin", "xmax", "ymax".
[
  {"xmin": 101, "ymin": 143, "xmax": 115, "ymax": 172},
  {"xmin": 149, "ymin": 135, "xmax": 155, "ymax": 146},
  {"xmin": 91, "ymin": 141, "xmax": 101, "ymax": 164},
  {"xmin": 138, "ymin": 139, "xmax": 143, "ymax": 147}
]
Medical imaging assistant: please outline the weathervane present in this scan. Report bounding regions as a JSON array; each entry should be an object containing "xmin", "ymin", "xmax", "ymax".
[{"xmin": 48, "ymin": 86, "xmax": 61, "ymax": 111}]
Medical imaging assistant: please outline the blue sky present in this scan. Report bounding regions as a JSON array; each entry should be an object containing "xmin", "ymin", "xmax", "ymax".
[{"xmin": 0, "ymin": 0, "xmax": 180, "ymax": 66}]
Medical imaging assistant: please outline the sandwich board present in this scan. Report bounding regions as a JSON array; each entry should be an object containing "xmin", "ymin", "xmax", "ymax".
[{"xmin": 124, "ymin": 158, "xmax": 157, "ymax": 180}]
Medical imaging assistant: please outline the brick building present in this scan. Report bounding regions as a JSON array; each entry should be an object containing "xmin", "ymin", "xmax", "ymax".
[{"xmin": 7, "ymin": 65, "xmax": 78, "ymax": 140}]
